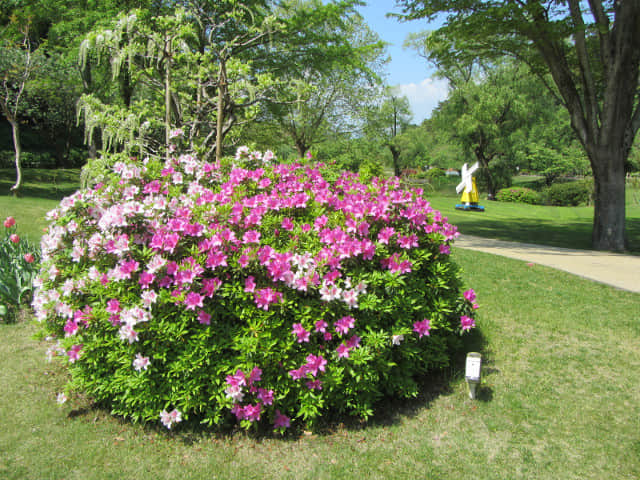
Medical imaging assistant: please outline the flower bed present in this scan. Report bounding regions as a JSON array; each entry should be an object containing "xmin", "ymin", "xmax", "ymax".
[{"xmin": 34, "ymin": 145, "xmax": 477, "ymax": 432}]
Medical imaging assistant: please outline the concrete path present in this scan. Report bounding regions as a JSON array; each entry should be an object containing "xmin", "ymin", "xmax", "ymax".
[{"xmin": 454, "ymin": 235, "xmax": 640, "ymax": 294}]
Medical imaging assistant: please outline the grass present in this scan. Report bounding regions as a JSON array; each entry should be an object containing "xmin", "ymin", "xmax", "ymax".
[{"xmin": 1, "ymin": 249, "xmax": 639, "ymax": 479}]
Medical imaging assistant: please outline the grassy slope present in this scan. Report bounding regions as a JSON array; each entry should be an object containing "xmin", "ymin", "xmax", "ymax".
[{"xmin": 1, "ymin": 249, "xmax": 638, "ymax": 480}]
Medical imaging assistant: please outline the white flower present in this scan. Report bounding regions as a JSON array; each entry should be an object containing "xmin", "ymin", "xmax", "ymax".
[
  {"xmin": 132, "ymin": 353, "xmax": 151, "ymax": 371},
  {"xmin": 56, "ymin": 393, "xmax": 67, "ymax": 404},
  {"xmin": 392, "ymin": 334, "xmax": 404, "ymax": 346}
]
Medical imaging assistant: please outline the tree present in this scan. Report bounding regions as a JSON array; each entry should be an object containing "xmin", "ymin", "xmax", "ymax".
[
  {"xmin": 0, "ymin": 20, "xmax": 43, "ymax": 195},
  {"xmin": 262, "ymin": 2, "xmax": 386, "ymax": 157},
  {"xmin": 364, "ymin": 91, "xmax": 413, "ymax": 176},
  {"xmin": 397, "ymin": 0, "xmax": 640, "ymax": 251}
]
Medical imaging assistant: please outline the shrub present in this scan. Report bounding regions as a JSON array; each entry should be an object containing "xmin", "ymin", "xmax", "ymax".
[
  {"xmin": 0, "ymin": 217, "xmax": 40, "ymax": 322},
  {"xmin": 34, "ymin": 142, "xmax": 477, "ymax": 433},
  {"xmin": 496, "ymin": 187, "xmax": 541, "ymax": 205},
  {"xmin": 425, "ymin": 167, "xmax": 445, "ymax": 179},
  {"xmin": 541, "ymin": 179, "xmax": 593, "ymax": 206}
]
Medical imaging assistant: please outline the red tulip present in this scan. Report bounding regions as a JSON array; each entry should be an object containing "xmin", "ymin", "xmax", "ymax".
[
  {"xmin": 9, "ymin": 234, "xmax": 19, "ymax": 243},
  {"xmin": 24, "ymin": 253, "xmax": 34, "ymax": 263},
  {"xmin": 4, "ymin": 217, "xmax": 15, "ymax": 228}
]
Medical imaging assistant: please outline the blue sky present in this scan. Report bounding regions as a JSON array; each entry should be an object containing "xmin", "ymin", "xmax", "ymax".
[{"xmin": 355, "ymin": 2, "xmax": 449, "ymax": 123}]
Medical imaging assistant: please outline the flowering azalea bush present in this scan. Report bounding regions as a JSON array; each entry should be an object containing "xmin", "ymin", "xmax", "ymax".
[
  {"xmin": 0, "ymin": 216, "xmax": 40, "ymax": 322},
  {"xmin": 33, "ymin": 142, "xmax": 477, "ymax": 432}
]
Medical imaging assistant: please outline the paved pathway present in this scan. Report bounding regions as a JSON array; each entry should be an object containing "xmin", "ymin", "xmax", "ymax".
[{"xmin": 454, "ymin": 235, "xmax": 640, "ymax": 294}]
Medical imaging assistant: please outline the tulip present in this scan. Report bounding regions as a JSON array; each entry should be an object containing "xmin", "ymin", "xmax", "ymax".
[
  {"xmin": 9, "ymin": 234, "xmax": 19, "ymax": 243},
  {"xmin": 3, "ymin": 217, "xmax": 15, "ymax": 228},
  {"xmin": 24, "ymin": 253, "xmax": 35, "ymax": 263}
]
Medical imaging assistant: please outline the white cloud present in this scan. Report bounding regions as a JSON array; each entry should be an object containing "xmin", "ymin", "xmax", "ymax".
[{"xmin": 397, "ymin": 77, "xmax": 450, "ymax": 123}]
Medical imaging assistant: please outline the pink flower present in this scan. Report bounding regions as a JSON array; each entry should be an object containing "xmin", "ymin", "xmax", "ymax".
[
  {"xmin": 64, "ymin": 320, "xmax": 78, "ymax": 337},
  {"xmin": 106, "ymin": 299, "xmax": 121, "ymax": 314},
  {"xmin": 304, "ymin": 354, "xmax": 327, "ymax": 376},
  {"xmin": 184, "ymin": 292, "xmax": 204, "ymax": 310},
  {"xmin": 288, "ymin": 366, "xmax": 307, "ymax": 380},
  {"xmin": 254, "ymin": 287, "xmax": 282, "ymax": 310},
  {"xmin": 242, "ymin": 230, "xmax": 261, "ymax": 244},
  {"xmin": 273, "ymin": 410, "xmax": 290, "ymax": 429},
  {"xmin": 257, "ymin": 388, "xmax": 274, "ymax": 405},
  {"xmin": 334, "ymin": 315, "xmax": 355, "ymax": 335},
  {"xmin": 464, "ymin": 289, "xmax": 476, "ymax": 303},
  {"xmin": 306, "ymin": 379, "xmax": 322, "ymax": 390},
  {"xmin": 244, "ymin": 276, "xmax": 256, "ymax": 293},
  {"xmin": 67, "ymin": 344, "xmax": 83, "ymax": 363},
  {"xmin": 460, "ymin": 315, "xmax": 475, "ymax": 331},
  {"xmin": 3, "ymin": 216, "xmax": 15, "ymax": 228},
  {"xmin": 281, "ymin": 218, "xmax": 294, "ymax": 231},
  {"xmin": 413, "ymin": 319, "xmax": 431, "ymax": 338},
  {"xmin": 292, "ymin": 323, "xmax": 310, "ymax": 343},
  {"xmin": 197, "ymin": 310, "xmax": 211, "ymax": 324},
  {"xmin": 314, "ymin": 319, "xmax": 327, "ymax": 333},
  {"xmin": 439, "ymin": 244, "xmax": 451, "ymax": 255},
  {"xmin": 243, "ymin": 403, "xmax": 261, "ymax": 422},
  {"xmin": 160, "ymin": 409, "xmax": 182, "ymax": 429},
  {"xmin": 248, "ymin": 367, "xmax": 262, "ymax": 385},
  {"xmin": 346, "ymin": 335, "xmax": 360, "ymax": 349},
  {"xmin": 23, "ymin": 253, "xmax": 34, "ymax": 263},
  {"xmin": 336, "ymin": 343, "xmax": 350, "ymax": 358},
  {"xmin": 9, "ymin": 234, "xmax": 19, "ymax": 243}
]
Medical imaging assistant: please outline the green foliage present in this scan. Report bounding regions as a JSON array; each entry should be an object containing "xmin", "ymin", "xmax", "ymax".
[
  {"xmin": 34, "ymin": 146, "xmax": 476, "ymax": 432},
  {"xmin": 495, "ymin": 186, "xmax": 541, "ymax": 205},
  {"xmin": 0, "ymin": 217, "xmax": 40, "ymax": 323},
  {"xmin": 541, "ymin": 180, "xmax": 594, "ymax": 207}
]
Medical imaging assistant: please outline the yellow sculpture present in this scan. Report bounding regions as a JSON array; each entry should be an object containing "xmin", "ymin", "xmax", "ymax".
[{"xmin": 455, "ymin": 162, "xmax": 484, "ymax": 211}]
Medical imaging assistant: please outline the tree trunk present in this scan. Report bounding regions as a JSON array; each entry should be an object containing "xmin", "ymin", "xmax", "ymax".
[
  {"xmin": 589, "ymin": 144, "xmax": 627, "ymax": 251},
  {"xmin": 9, "ymin": 118, "xmax": 22, "ymax": 196},
  {"xmin": 388, "ymin": 144, "xmax": 401, "ymax": 177},
  {"xmin": 216, "ymin": 60, "xmax": 227, "ymax": 163}
]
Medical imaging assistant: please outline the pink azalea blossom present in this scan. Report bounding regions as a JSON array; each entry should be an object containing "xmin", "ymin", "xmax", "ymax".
[
  {"xmin": 334, "ymin": 315, "xmax": 355, "ymax": 335},
  {"xmin": 304, "ymin": 354, "xmax": 327, "ymax": 376},
  {"xmin": 413, "ymin": 319, "xmax": 431, "ymax": 338},
  {"xmin": 336, "ymin": 343, "xmax": 350, "ymax": 358},
  {"xmin": 64, "ymin": 320, "xmax": 78, "ymax": 337},
  {"xmin": 314, "ymin": 319, "xmax": 327, "ymax": 333},
  {"xmin": 197, "ymin": 310, "xmax": 211, "ymax": 324},
  {"xmin": 244, "ymin": 276, "xmax": 256, "ymax": 293},
  {"xmin": 273, "ymin": 410, "xmax": 290, "ymax": 429},
  {"xmin": 257, "ymin": 388, "xmax": 274, "ymax": 405},
  {"xmin": 67, "ymin": 344, "xmax": 83, "ymax": 363},
  {"xmin": 306, "ymin": 379, "xmax": 322, "ymax": 390},
  {"xmin": 254, "ymin": 287, "xmax": 282, "ymax": 310},
  {"xmin": 460, "ymin": 315, "xmax": 476, "ymax": 331},
  {"xmin": 439, "ymin": 244, "xmax": 451, "ymax": 255},
  {"xmin": 184, "ymin": 292, "xmax": 204, "ymax": 310},
  {"xmin": 464, "ymin": 289, "xmax": 476, "ymax": 303},
  {"xmin": 292, "ymin": 323, "xmax": 310, "ymax": 343},
  {"xmin": 160, "ymin": 409, "xmax": 182, "ymax": 429}
]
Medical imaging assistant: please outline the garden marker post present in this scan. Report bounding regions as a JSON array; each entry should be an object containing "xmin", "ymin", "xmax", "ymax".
[
  {"xmin": 465, "ymin": 352, "xmax": 482, "ymax": 399},
  {"xmin": 455, "ymin": 163, "xmax": 484, "ymax": 212}
]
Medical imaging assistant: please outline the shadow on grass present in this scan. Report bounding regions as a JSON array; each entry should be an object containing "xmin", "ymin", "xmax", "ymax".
[{"xmin": 453, "ymin": 216, "xmax": 640, "ymax": 254}]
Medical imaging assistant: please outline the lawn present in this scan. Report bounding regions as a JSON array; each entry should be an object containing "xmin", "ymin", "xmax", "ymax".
[
  {"xmin": 1, "ymin": 248, "xmax": 638, "ymax": 479},
  {"xmin": 1, "ymin": 169, "xmax": 639, "ymax": 479}
]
